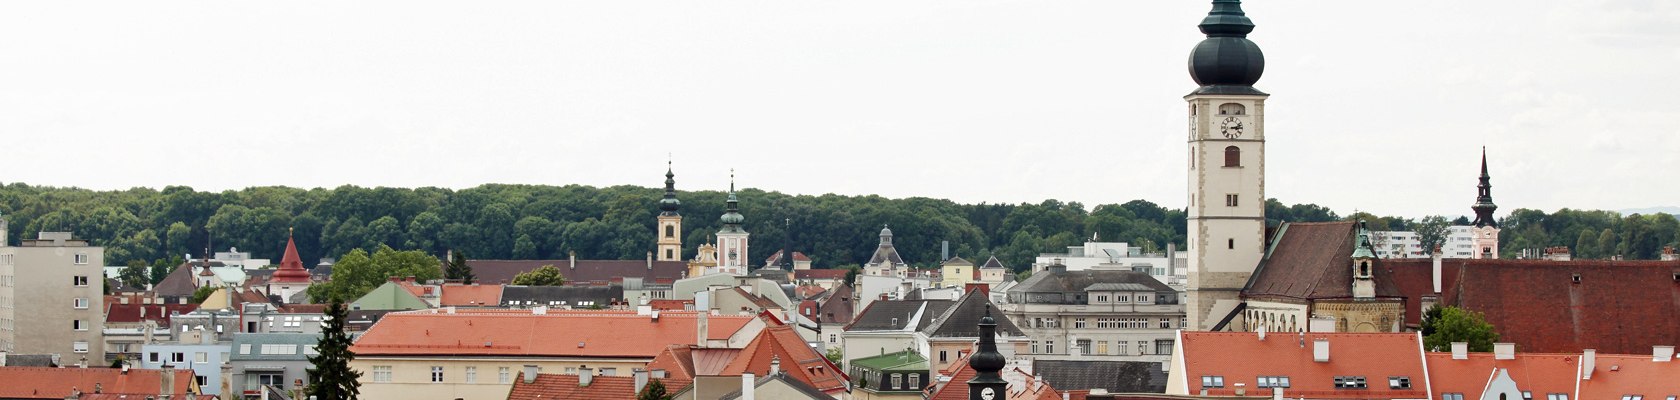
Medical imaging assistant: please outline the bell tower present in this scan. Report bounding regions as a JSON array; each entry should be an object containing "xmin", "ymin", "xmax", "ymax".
[
  {"xmin": 1470, "ymin": 148, "xmax": 1500, "ymax": 259},
  {"xmin": 656, "ymin": 161, "xmax": 684, "ymax": 261},
  {"xmin": 1185, "ymin": 0, "xmax": 1269, "ymax": 331}
]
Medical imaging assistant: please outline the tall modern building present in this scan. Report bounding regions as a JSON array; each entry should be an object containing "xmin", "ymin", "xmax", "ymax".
[
  {"xmin": 0, "ymin": 224, "xmax": 106, "ymax": 363},
  {"xmin": 656, "ymin": 162, "xmax": 684, "ymax": 262},
  {"xmin": 1184, "ymin": 0, "xmax": 1270, "ymax": 330},
  {"xmin": 715, "ymin": 173, "xmax": 749, "ymax": 274}
]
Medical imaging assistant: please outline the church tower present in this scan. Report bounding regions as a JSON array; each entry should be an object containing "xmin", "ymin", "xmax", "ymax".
[
  {"xmin": 715, "ymin": 172, "xmax": 750, "ymax": 274},
  {"xmin": 1470, "ymin": 148, "xmax": 1500, "ymax": 259},
  {"xmin": 1185, "ymin": 0, "xmax": 1269, "ymax": 331},
  {"xmin": 656, "ymin": 161, "xmax": 684, "ymax": 261}
]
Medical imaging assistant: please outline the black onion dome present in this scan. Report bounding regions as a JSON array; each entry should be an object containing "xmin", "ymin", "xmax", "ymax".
[
  {"xmin": 659, "ymin": 164, "xmax": 681, "ymax": 215},
  {"xmin": 1188, "ymin": 0, "xmax": 1265, "ymax": 94}
]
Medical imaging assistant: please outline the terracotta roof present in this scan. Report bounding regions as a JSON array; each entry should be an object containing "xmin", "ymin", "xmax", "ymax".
[
  {"xmin": 1579, "ymin": 353, "xmax": 1680, "ymax": 399},
  {"xmin": 1376, "ymin": 259, "xmax": 1457, "ymax": 327},
  {"xmin": 0, "ymin": 366, "xmax": 195, "ymax": 398},
  {"xmin": 649, "ymin": 299, "xmax": 695, "ymax": 311},
  {"xmin": 927, "ymin": 353, "xmax": 979, "ymax": 400},
  {"xmin": 647, "ymin": 344, "xmax": 744, "ymax": 381},
  {"xmin": 793, "ymin": 269, "xmax": 848, "ymax": 281},
  {"xmin": 928, "ymin": 353, "xmax": 1077, "ymax": 400},
  {"xmin": 719, "ymin": 324, "xmax": 849, "ymax": 394},
  {"xmin": 104, "ymin": 301, "xmax": 198, "ymax": 325},
  {"xmin": 507, "ymin": 372, "xmax": 692, "ymax": 400},
  {"xmin": 817, "ymin": 284, "xmax": 854, "ymax": 325},
  {"xmin": 1178, "ymin": 331, "xmax": 1429, "ymax": 399},
  {"xmin": 439, "ymin": 283, "xmax": 504, "ymax": 307},
  {"xmin": 765, "ymin": 250, "xmax": 812, "ymax": 265},
  {"xmin": 271, "ymin": 235, "xmax": 311, "ymax": 283},
  {"xmin": 1438, "ymin": 259, "xmax": 1680, "ymax": 354},
  {"xmin": 1423, "ymin": 352, "xmax": 1578, "ymax": 398},
  {"xmin": 466, "ymin": 259, "xmax": 689, "ymax": 285},
  {"xmin": 1242, "ymin": 221, "xmax": 1404, "ymax": 300},
  {"xmin": 793, "ymin": 285, "xmax": 828, "ymax": 301},
  {"xmin": 279, "ymin": 304, "xmax": 327, "ymax": 314},
  {"xmin": 350, "ymin": 310, "xmax": 755, "ymax": 358}
]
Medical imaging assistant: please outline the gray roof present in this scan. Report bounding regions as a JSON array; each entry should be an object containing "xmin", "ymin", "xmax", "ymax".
[
  {"xmin": 845, "ymin": 300, "xmax": 954, "ymax": 332},
  {"xmin": 1032, "ymin": 360, "xmax": 1168, "ymax": 393},
  {"xmin": 980, "ymin": 256, "xmax": 1007, "ymax": 269},
  {"xmin": 1, "ymin": 354, "xmax": 58, "ymax": 367},
  {"xmin": 1083, "ymin": 283, "xmax": 1155, "ymax": 292},
  {"xmin": 1011, "ymin": 269, "xmax": 1174, "ymax": 295},
  {"xmin": 867, "ymin": 243, "xmax": 905, "ymax": 267},
  {"xmin": 816, "ymin": 284, "xmax": 854, "ymax": 325},
  {"xmin": 920, "ymin": 289, "xmax": 1025, "ymax": 338},
  {"xmin": 499, "ymin": 285, "xmax": 624, "ymax": 306},
  {"xmin": 229, "ymin": 333, "xmax": 322, "ymax": 361},
  {"xmin": 153, "ymin": 264, "xmax": 200, "ymax": 297}
]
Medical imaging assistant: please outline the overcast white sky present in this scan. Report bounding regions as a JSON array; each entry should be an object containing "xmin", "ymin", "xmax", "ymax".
[{"xmin": 3, "ymin": 1, "xmax": 1676, "ymax": 218}]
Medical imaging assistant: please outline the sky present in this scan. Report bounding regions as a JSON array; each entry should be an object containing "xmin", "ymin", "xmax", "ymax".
[{"xmin": 3, "ymin": 1, "xmax": 1677, "ymax": 219}]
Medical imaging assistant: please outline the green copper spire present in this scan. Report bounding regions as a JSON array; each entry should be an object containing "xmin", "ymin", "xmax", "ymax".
[
  {"xmin": 1188, "ymin": 0, "xmax": 1266, "ymax": 94},
  {"xmin": 1352, "ymin": 221, "xmax": 1377, "ymax": 259},
  {"xmin": 719, "ymin": 171, "xmax": 745, "ymax": 230},
  {"xmin": 659, "ymin": 160, "xmax": 681, "ymax": 216}
]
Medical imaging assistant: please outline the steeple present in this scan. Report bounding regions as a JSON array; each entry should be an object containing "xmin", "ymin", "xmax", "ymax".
[
  {"xmin": 1187, "ymin": 0, "xmax": 1266, "ymax": 95},
  {"xmin": 966, "ymin": 304, "xmax": 1008, "ymax": 400},
  {"xmin": 719, "ymin": 171, "xmax": 745, "ymax": 231},
  {"xmin": 273, "ymin": 229, "xmax": 311, "ymax": 283},
  {"xmin": 659, "ymin": 160, "xmax": 681, "ymax": 216},
  {"xmin": 1471, "ymin": 148, "xmax": 1498, "ymax": 228}
]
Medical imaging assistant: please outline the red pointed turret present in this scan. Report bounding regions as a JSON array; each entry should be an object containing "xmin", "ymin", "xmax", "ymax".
[{"xmin": 272, "ymin": 233, "xmax": 312, "ymax": 283}]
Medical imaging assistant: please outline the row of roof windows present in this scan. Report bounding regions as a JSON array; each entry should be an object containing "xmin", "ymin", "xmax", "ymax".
[{"xmin": 1202, "ymin": 375, "xmax": 1411, "ymax": 390}]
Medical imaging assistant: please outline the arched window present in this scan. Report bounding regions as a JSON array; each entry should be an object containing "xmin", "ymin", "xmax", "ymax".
[
  {"xmin": 1224, "ymin": 146, "xmax": 1241, "ymax": 167},
  {"xmin": 665, "ymin": 225, "xmax": 675, "ymax": 238},
  {"xmin": 1218, "ymin": 103, "xmax": 1245, "ymax": 115}
]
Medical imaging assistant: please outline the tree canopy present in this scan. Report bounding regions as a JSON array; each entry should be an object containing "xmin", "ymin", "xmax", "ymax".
[
  {"xmin": 511, "ymin": 265, "xmax": 567, "ymax": 286},
  {"xmin": 306, "ymin": 245, "xmax": 442, "ymax": 303},
  {"xmin": 1420, "ymin": 305, "xmax": 1501, "ymax": 352}
]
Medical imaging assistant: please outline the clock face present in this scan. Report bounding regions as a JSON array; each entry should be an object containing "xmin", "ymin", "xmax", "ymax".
[
  {"xmin": 981, "ymin": 387, "xmax": 996, "ymax": 400},
  {"xmin": 1220, "ymin": 117, "xmax": 1245, "ymax": 139}
]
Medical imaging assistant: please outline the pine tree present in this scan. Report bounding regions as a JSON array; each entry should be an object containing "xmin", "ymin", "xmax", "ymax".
[
  {"xmin": 445, "ymin": 250, "xmax": 475, "ymax": 284},
  {"xmin": 308, "ymin": 299, "xmax": 362, "ymax": 400},
  {"xmin": 638, "ymin": 378, "xmax": 671, "ymax": 400}
]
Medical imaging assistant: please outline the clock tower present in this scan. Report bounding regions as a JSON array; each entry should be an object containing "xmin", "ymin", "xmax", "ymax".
[
  {"xmin": 656, "ymin": 161, "xmax": 683, "ymax": 262},
  {"xmin": 715, "ymin": 172, "xmax": 750, "ymax": 275},
  {"xmin": 1184, "ymin": 0, "xmax": 1269, "ymax": 331}
]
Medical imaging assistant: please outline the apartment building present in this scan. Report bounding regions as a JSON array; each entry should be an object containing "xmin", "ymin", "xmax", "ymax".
[
  {"xmin": 0, "ymin": 227, "xmax": 106, "ymax": 363},
  {"xmin": 1002, "ymin": 265, "xmax": 1184, "ymax": 363}
]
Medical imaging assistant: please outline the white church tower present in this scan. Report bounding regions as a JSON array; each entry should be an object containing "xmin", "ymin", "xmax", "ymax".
[
  {"xmin": 1184, "ymin": 0, "xmax": 1269, "ymax": 331},
  {"xmin": 715, "ymin": 173, "xmax": 749, "ymax": 275}
]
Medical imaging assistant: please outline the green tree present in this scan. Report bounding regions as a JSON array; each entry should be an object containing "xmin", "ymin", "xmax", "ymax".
[
  {"xmin": 308, "ymin": 299, "xmax": 362, "ymax": 400},
  {"xmin": 119, "ymin": 260, "xmax": 150, "ymax": 289},
  {"xmin": 445, "ymin": 250, "xmax": 474, "ymax": 284},
  {"xmin": 189, "ymin": 285, "xmax": 218, "ymax": 304},
  {"xmin": 825, "ymin": 347, "xmax": 844, "ymax": 365},
  {"xmin": 1414, "ymin": 216, "xmax": 1451, "ymax": 254},
  {"xmin": 1420, "ymin": 306, "xmax": 1500, "ymax": 352},
  {"xmin": 307, "ymin": 246, "xmax": 444, "ymax": 303},
  {"xmin": 149, "ymin": 255, "xmax": 183, "ymax": 286},
  {"xmin": 511, "ymin": 265, "xmax": 567, "ymax": 286},
  {"xmin": 637, "ymin": 378, "xmax": 671, "ymax": 400}
]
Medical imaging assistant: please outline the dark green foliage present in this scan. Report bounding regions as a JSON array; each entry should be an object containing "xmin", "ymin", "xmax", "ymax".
[
  {"xmin": 308, "ymin": 299, "xmax": 361, "ymax": 400},
  {"xmin": 511, "ymin": 265, "xmax": 567, "ymax": 286},
  {"xmin": 638, "ymin": 378, "xmax": 671, "ymax": 400},
  {"xmin": 445, "ymin": 250, "xmax": 474, "ymax": 284},
  {"xmin": 307, "ymin": 246, "xmax": 443, "ymax": 303},
  {"xmin": 1421, "ymin": 305, "xmax": 1500, "ymax": 352},
  {"xmin": 120, "ymin": 260, "xmax": 149, "ymax": 289},
  {"xmin": 189, "ymin": 285, "xmax": 217, "ymax": 304}
]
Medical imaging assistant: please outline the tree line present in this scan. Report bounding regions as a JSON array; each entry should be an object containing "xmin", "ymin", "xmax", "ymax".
[{"xmin": 0, "ymin": 183, "xmax": 1674, "ymax": 274}]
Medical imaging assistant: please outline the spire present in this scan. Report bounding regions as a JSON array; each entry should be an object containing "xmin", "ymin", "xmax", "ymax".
[
  {"xmin": 966, "ymin": 304, "xmax": 1008, "ymax": 399},
  {"xmin": 780, "ymin": 218, "xmax": 793, "ymax": 270},
  {"xmin": 1187, "ymin": 0, "xmax": 1266, "ymax": 94},
  {"xmin": 273, "ymin": 229, "xmax": 311, "ymax": 283},
  {"xmin": 1472, "ymin": 147, "xmax": 1499, "ymax": 228},
  {"xmin": 719, "ymin": 170, "xmax": 745, "ymax": 230},
  {"xmin": 659, "ymin": 159, "xmax": 681, "ymax": 216}
]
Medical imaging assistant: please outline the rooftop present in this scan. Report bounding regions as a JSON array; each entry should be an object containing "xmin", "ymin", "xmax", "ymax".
[
  {"xmin": 350, "ymin": 310, "xmax": 755, "ymax": 358},
  {"xmin": 1177, "ymin": 331, "xmax": 1428, "ymax": 399}
]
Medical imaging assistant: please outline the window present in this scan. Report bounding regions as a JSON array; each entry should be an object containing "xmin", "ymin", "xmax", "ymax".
[
  {"xmin": 1522, "ymin": 392, "xmax": 1533, "ymax": 400},
  {"xmin": 73, "ymin": 341, "xmax": 89, "ymax": 353},
  {"xmin": 909, "ymin": 374, "xmax": 920, "ymax": 389},
  {"xmin": 665, "ymin": 249, "xmax": 673, "ymax": 259},
  {"xmin": 72, "ymin": 276, "xmax": 89, "ymax": 286},
  {"xmin": 73, "ymin": 298, "xmax": 89, "ymax": 309},
  {"xmin": 829, "ymin": 334, "xmax": 837, "ymax": 344},
  {"xmin": 465, "ymin": 366, "xmax": 477, "ymax": 383},
  {"xmin": 1228, "ymin": 238, "xmax": 1235, "ymax": 249},
  {"xmin": 239, "ymin": 344, "xmax": 253, "ymax": 354},
  {"xmin": 1117, "ymin": 341, "xmax": 1129, "ymax": 355},
  {"xmin": 1096, "ymin": 341, "xmax": 1108, "ymax": 355},
  {"xmin": 1138, "ymin": 341, "xmax": 1148, "ymax": 355},
  {"xmin": 1074, "ymin": 318, "xmax": 1087, "ymax": 329},
  {"xmin": 1546, "ymin": 393, "xmax": 1569, "ymax": 400},
  {"xmin": 195, "ymin": 352, "xmax": 208, "ymax": 363},
  {"xmin": 1621, "ymin": 396, "xmax": 1643, "ymax": 400},
  {"xmin": 195, "ymin": 376, "xmax": 207, "ymax": 387},
  {"xmin": 149, "ymin": 352, "xmax": 159, "ymax": 363},
  {"xmin": 1076, "ymin": 339, "xmax": 1092, "ymax": 355},
  {"xmin": 499, "ymin": 367, "xmax": 511, "ymax": 384},
  {"xmin": 1225, "ymin": 194, "xmax": 1239, "ymax": 207},
  {"xmin": 1389, "ymin": 376, "xmax": 1411, "ymax": 389},
  {"xmin": 1156, "ymin": 340, "xmax": 1174, "ymax": 355},
  {"xmin": 74, "ymin": 254, "xmax": 89, "ymax": 264},
  {"xmin": 1257, "ymin": 376, "xmax": 1291, "ymax": 388},
  {"xmin": 665, "ymin": 225, "xmax": 675, "ymax": 238},
  {"xmin": 939, "ymin": 350, "xmax": 948, "ymax": 363},
  {"xmin": 1218, "ymin": 103, "xmax": 1245, "ymax": 115},
  {"xmin": 1159, "ymin": 318, "xmax": 1172, "ymax": 329},
  {"xmin": 260, "ymin": 344, "xmax": 298, "ymax": 355},
  {"xmin": 250, "ymin": 372, "xmax": 285, "ymax": 388},
  {"xmin": 1443, "ymin": 394, "xmax": 1466, "ymax": 400},
  {"xmin": 1046, "ymin": 340, "xmax": 1056, "ymax": 354},
  {"xmin": 1201, "ymin": 376, "xmax": 1225, "ymax": 388},
  {"xmin": 1225, "ymin": 146, "xmax": 1241, "ymax": 167},
  {"xmin": 1335, "ymin": 376, "xmax": 1368, "ymax": 389},
  {"xmin": 171, "ymin": 352, "xmax": 185, "ymax": 363},
  {"xmin": 372, "ymin": 366, "xmax": 392, "ymax": 383},
  {"xmin": 891, "ymin": 373, "xmax": 902, "ymax": 390},
  {"xmin": 431, "ymin": 366, "xmax": 444, "ymax": 382},
  {"xmin": 73, "ymin": 320, "xmax": 88, "ymax": 331}
]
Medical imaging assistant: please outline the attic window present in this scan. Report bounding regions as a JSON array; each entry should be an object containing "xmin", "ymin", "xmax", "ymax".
[
  {"xmin": 1546, "ymin": 394, "xmax": 1569, "ymax": 400},
  {"xmin": 1522, "ymin": 392, "xmax": 1533, "ymax": 400},
  {"xmin": 1334, "ymin": 376, "xmax": 1367, "ymax": 389},
  {"xmin": 1200, "ymin": 376, "xmax": 1225, "ymax": 388},
  {"xmin": 1389, "ymin": 376, "xmax": 1411, "ymax": 389},
  {"xmin": 1257, "ymin": 376, "xmax": 1290, "ymax": 388},
  {"xmin": 1443, "ymin": 394, "xmax": 1466, "ymax": 400},
  {"xmin": 1621, "ymin": 396, "xmax": 1644, "ymax": 400},
  {"xmin": 1571, "ymin": 274, "xmax": 1581, "ymax": 284}
]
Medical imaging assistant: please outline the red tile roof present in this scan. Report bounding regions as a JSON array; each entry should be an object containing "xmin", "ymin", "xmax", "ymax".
[
  {"xmin": 440, "ymin": 283, "xmax": 504, "ymax": 307},
  {"xmin": 1243, "ymin": 221, "xmax": 1404, "ymax": 300},
  {"xmin": 646, "ymin": 344, "xmax": 744, "ymax": 381},
  {"xmin": 720, "ymin": 324, "xmax": 849, "ymax": 394},
  {"xmin": 104, "ymin": 301, "xmax": 198, "ymax": 324},
  {"xmin": 927, "ymin": 353, "xmax": 978, "ymax": 400},
  {"xmin": 765, "ymin": 250, "xmax": 811, "ymax": 265},
  {"xmin": 0, "ymin": 366, "xmax": 196, "ymax": 398},
  {"xmin": 1579, "ymin": 354, "xmax": 1680, "ymax": 399},
  {"xmin": 1178, "ymin": 331, "xmax": 1429, "ymax": 399},
  {"xmin": 1423, "ymin": 352, "xmax": 1578, "ymax": 398},
  {"xmin": 272, "ymin": 235, "xmax": 311, "ymax": 283},
  {"xmin": 506, "ymin": 372, "xmax": 691, "ymax": 400},
  {"xmin": 1436, "ymin": 259, "xmax": 1679, "ymax": 354},
  {"xmin": 649, "ymin": 299, "xmax": 694, "ymax": 311},
  {"xmin": 350, "ymin": 310, "xmax": 755, "ymax": 358},
  {"xmin": 466, "ymin": 259, "xmax": 689, "ymax": 286},
  {"xmin": 794, "ymin": 285, "xmax": 827, "ymax": 300}
]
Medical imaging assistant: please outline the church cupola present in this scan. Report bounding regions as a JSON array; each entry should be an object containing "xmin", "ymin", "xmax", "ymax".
[
  {"xmin": 655, "ymin": 161, "xmax": 685, "ymax": 262},
  {"xmin": 1471, "ymin": 148, "xmax": 1498, "ymax": 228},
  {"xmin": 714, "ymin": 172, "xmax": 750, "ymax": 272},
  {"xmin": 1352, "ymin": 222, "xmax": 1377, "ymax": 299},
  {"xmin": 966, "ymin": 305, "xmax": 1008, "ymax": 400},
  {"xmin": 659, "ymin": 161, "xmax": 681, "ymax": 216},
  {"xmin": 719, "ymin": 174, "xmax": 745, "ymax": 230},
  {"xmin": 1188, "ymin": 0, "xmax": 1266, "ymax": 95}
]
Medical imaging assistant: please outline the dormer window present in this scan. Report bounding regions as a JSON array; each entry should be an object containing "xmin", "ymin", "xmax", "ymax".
[{"xmin": 1218, "ymin": 103, "xmax": 1245, "ymax": 115}]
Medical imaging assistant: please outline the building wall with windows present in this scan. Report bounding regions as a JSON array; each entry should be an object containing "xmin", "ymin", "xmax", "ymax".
[
  {"xmin": 0, "ymin": 231, "xmax": 106, "ymax": 362},
  {"xmin": 139, "ymin": 341, "xmax": 232, "ymax": 395},
  {"xmin": 1371, "ymin": 226, "xmax": 1481, "ymax": 259},
  {"xmin": 1002, "ymin": 269, "xmax": 1186, "ymax": 364},
  {"xmin": 351, "ymin": 357, "xmax": 648, "ymax": 400},
  {"xmin": 228, "ymin": 333, "xmax": 320, "ymax": 397}
]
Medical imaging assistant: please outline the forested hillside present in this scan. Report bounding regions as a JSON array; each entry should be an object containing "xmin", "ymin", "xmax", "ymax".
[{"xmin": 0, "ymin": 183, "xmax": 1673, "ymax": 271}]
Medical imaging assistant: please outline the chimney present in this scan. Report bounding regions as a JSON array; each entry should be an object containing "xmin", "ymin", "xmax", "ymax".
[
  {"xmin": 1655, "ymin": 345, "xmax": 1675, "ymax": 362},
  {"xmin": 1451, "ymin": 342, "xmax": 1468, "ymax": 360},
  {"xmin": 160, "ymin": 365, "xmax": 175, "ymax": 397},
  {"xmin": 1234, "ymin": 382, "xmax": 1246, "ymax": 396},
  {"xmin": 1257, "ymin": 328, "xmax": 1266, "ymax": 341},
  {"xmin": 1312, "ymin": 339, "xmax": 1330, "ymax": 362},
  {"xmin": 569, "ymin": 251, "xmax": 577, "ymax": 269},
  {"xmin": 1493, "ymin": 343, "xmax": 1515, "ymax": 360},
  {"xmin": 522, "ymin": 365, "xmax": 538, "ymax": 384},
  {"xmin": 121, "ymin": 296, "xmax": 131, "ymax": 305},
  {"xmin": 634, "ymin": 369, "xmax": 650, "ymax": 393},
  {"xmin": 652, "ymin": 369, "xmax": 667, "ymax": 379},
  {"xmin": 577, "ymin": 367, "xmax": 594, "ymax": 387},
  {"xmin": 1272, "ymin": 387, "xmax": 1284, "ymax": 400},
  {"xmin": 1582, "ymin": 350, "xmax": 1596, "ymax": 380},
  {"xmin": 740, "ymin": 373, "xmax": 756, "ymax": 400},
  {"xmin": 770, "ymin": 355, "xmax": 781, "ymax": 376},
  {"xmin": 533, "ymin": 306, "xmax": 547, "ymax": 315},
  {"xmin": 1431, "ymin": 246, "xmax": 1444, "ymax": 293},
  {"xmin": 697, "ymin": 311, "xmax": 710, "ymax": 348}
]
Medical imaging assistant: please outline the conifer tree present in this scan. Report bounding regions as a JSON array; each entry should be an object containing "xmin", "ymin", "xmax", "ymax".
[
  {"xmin": 308, "ymin": 299, "xmax": 362, "ymax": 400},
  {"xmin": 638, "ymin": 378, "xmax": 671, "ymax": 400},
  {"xmin": 445, "ymin": 250, "xmax": 475, "ymax": 284}
]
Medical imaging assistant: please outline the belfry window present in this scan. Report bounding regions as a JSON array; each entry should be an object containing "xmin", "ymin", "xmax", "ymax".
[
  {"xmin": 1225, "ymin": 146, "xmax": 1241, "ymax": 167},
  {"xmin": 665, "ymin": 225, "xmax": 675, "ymax": 238},
  {"xmin": 1218, "ymin": 103, "xmax": 1245, "ymax": 115}
]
